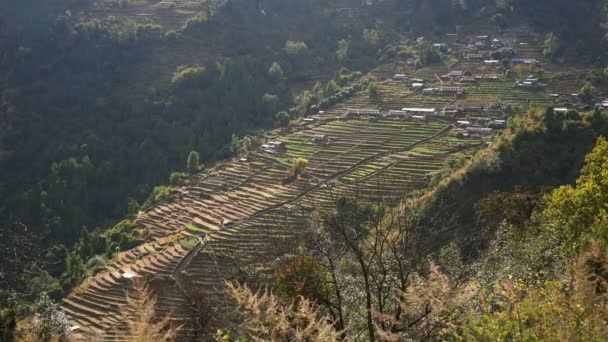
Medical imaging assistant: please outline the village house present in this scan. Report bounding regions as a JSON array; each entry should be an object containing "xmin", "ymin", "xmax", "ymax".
[
  {"xmin": 595, "ymin": 100, "xmax": 608, "ymax": 108},
  {"xmin": 261, "ymin": 140, "xmax": 287, "ymax": 154},
  {"xmin": 511, "ymin": 58, "xmax": 539, "ymax": 65},
  {"xmin": 433, "ymin": 43, "xmax": 448, "ymax": 52},
  {"xmin": 441, "ymin": 70, "xmax": 472, "ymax": 81},
  {"xmin": 393, "ymin": 74, "xmax": 409, "ymax": 82},
  {"xmin": 442, "ymin": 104, "xmax": 464, "ymax": 115},
  {"xmin": 346, "ymin": 108, "xmax": 382, "ymax": 118},
  {"xmin": 456, "ymin": 120, "xmax": 471, "ymax": 127},
  {"xmin": 489, "ymin": 102, "xmax": 512, "ymax": 111},
  {"xmin": 499, "ymin": 46, "xmax": 516, "ymax": 54},
  {"xmin": 311, "ymin": 134, "xmax": 330, "ymax": 144},
  {"xmin": 459, "ymin": 76, "xmax": 477, "ymax": 83},
  {"xmin": 424, "ymin": 86, "xmax": 466, "ymax": 96},
  {"xmin": 472, "ymin": 117, "xmax": 492, "ymax": 127},
  {"xmin": 462, "ymin": 106, "xmax": 484, "ymax": 114},
  {"xmin": 515, "ymin": 76, "xmax": 541, "ymax": 89},
  {"xmin": 411, "ymin": 82, "xmax": 425, "ymax": 89},
  {"xmin": 388, "ymin": 110, "xmax": 411, "ymax": 119},
  {"xmin": 401, "ymin": 107, "xmax": 439, "ymax": 116},
  {"xmin": 466, "ymin": 126, "xmax": 493, "ymax": 136},
  {"xmin": 303, "ymin": 117, "xmax": 316, "ymax": 125},
  {"xmin": 411, "ymin": 115, "xmax": 426, "ymax": 121},
  {"xmin": 466, "ymin": 53, "xmax": 487, "ymax": 60},
  {"xmin": 491, "ymin": 38, "xmax": 503, "ymax": 49}
]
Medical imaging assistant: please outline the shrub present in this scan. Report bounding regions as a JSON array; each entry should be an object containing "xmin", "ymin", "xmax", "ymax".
[
  {"xmin": 289, "ymin": 158, "xmax": 308, "ymax": 178},
  {"xmin": 284, "ymin": 40, "xmax": 308, "ymax": 56},
  {"xmin": 170, "ymin": 66, "xmax": 207, "ymax": 89},
  {"xmin": 170, "ymin": 172, "xmax": 188, "ymax": 186}
]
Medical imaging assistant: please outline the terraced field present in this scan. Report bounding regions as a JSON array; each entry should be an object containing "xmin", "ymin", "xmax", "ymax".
[
  {"xmin": 63, "ymin": 116, "xmax": 480, "ymax": 339},
  {"xmin": 64, "ymin": 234, "xmax": 197, "ymax": 340}
]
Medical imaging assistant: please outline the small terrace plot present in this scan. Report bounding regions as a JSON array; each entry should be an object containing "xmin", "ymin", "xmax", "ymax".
[{"xmin": 62, "ymin": 234, "xmax": 195, "ymax": 339}]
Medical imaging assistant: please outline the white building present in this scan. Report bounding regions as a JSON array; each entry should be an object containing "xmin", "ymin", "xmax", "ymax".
[
  {"xmin": 401, "ymin": 107, "xmax": 438, "ymax": 116},
  {"xmin": 393, "ymin": 74, "xmax": 409, "ymax": 82}
]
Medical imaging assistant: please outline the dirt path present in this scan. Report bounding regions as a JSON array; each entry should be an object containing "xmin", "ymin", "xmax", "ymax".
[
  {"xmin": 173, "ymin": 235, "xmax": 205, "ymax": 294},
  {"xmin": 222, "ymin": 124, "xmax": 454, "ymax": 228},
  {"xmin": 170, "ymin": 124, "xmax": 455, "ymax": 279}
]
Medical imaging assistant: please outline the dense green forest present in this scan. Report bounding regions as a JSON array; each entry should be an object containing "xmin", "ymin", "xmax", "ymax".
[
  {"xmin": 0, "ymin": 0, "xmax": 398, "ymax": 296},
  {"xmin": 3, "ymin": 0, "xmax": 608, "ymax": 340}
]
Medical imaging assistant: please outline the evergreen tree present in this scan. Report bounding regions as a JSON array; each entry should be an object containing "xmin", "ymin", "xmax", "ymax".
[
  {"xmin": 268, "ymin": 62, "xmax": 284, "ymax": 81},
  {"xmin": 61, "ymin": 251, "xmax": 86, "ymax": 290},
  {"xmin": 579, "ymin": 82, "xmax": 595, "ymax": 103},
  {"xmin": 0, "ymin": 306, "xmax": 16, "ymax": 342},
  {"xmin": 187, "ymin": 151, "xmax": 200, "ymax": 173}
]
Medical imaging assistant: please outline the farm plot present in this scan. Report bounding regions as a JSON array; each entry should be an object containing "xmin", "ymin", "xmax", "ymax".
[
  {"xmin": 501, "ymin": 87, "xmax": 554, "ymax": 109},
  {"xmin": 136, "ymin": 159, "xmax": 315, "ymax": 238},
  {"xmin": 456, "ymin": 81, "xmax": 513, "ymax": 107}
]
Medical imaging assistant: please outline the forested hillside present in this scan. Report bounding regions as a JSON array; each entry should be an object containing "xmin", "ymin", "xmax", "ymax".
[{"xmin": 2, "ymin": 0, "xmax": 608, "ymax": 341}]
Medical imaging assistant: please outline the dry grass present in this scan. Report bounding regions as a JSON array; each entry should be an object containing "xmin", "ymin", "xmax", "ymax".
[
  {"xmin": 226, "ymin": 281, "xmax": 342, "ymax": 341},
  {"xmin": 120, "ymin": 279, "xmax": 181, "ymax": 342}
]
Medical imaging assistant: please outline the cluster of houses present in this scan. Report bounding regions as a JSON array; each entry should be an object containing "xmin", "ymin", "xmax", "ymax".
[
  {"xmin": 454, "ymin": 116, "xmax": 506, "ymax": 137},
  {"xmin": 346, "ymin": 108, "xmax": 439, "ymax": 121},
  {"xmin": 347, "ymin": 107, "xmax": 504, "ymax": 137}
]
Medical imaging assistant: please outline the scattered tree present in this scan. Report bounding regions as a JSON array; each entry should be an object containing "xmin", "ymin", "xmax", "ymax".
[
  {"xmin": 579, "ymin": 82, "xmax": 595, "ymax": 103},
  {"xmin": 60, "ymin": 251, "xmax": 86, "ymax": 291},
  {"xmin": 367, "ymin": 82, "xmax": 380, "ymax": 98},
  {"xmin": 336, "ymin": 39, "xmax": 350, "ymax": 63},
  {"xmin": 275, "ymin": 111, "xmax": 290, "ymax": 127},
  {"xmin": 28, "ymin": 293, "xmax": 71, "ymax": 342},
  {"xmin": 363, "ymin": 28, "xmax": 381, "ymax": 46}
]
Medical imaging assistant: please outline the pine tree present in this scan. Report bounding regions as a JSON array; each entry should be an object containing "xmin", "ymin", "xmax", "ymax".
[{"xmin": 187, "ymin": 151, "xmax": 200, "ymax": 173}]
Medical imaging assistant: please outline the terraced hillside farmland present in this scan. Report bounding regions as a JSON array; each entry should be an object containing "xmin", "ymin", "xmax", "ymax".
[
  {"xmin": 83, "ymin": 0, "xmax": 224, "ymax": 29},
  {"xmin": 61, "ymin": 30, "xmax": 596, "ymax": 339},
  {"xmin": 62, "ymin": 117, "xmax": 481, "ymax": 339}
]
